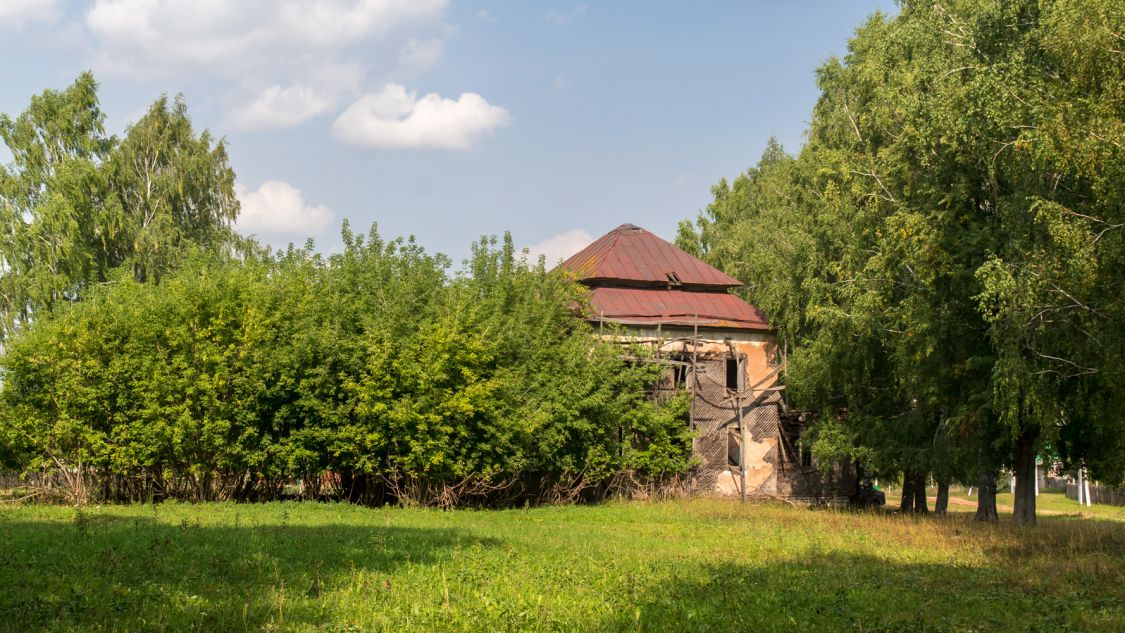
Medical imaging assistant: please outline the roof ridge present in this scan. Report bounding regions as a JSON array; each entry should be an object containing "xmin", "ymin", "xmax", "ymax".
[{"xmin": 559, "ymin": 223, "xmax": 742, "ymax": 288}]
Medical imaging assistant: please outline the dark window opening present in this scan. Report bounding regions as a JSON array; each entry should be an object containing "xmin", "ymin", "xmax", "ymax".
[
  {"xmin": 725, "ymin": 358, "xmax": 740, "ymax": 390},
  {"xmin": 799, "ymin": 444, "xmax": 813, "ymax": 468},
  {"xmin": 727, "ymin": 428, "xmax": 741, "ymax": 467},
  {"xmin": 782, "ymin": 422, "xmax": 801, "ymax": 467},
  {"xmin": 672, "ymin": 364, "xmax": 688, "ymax": 389}
]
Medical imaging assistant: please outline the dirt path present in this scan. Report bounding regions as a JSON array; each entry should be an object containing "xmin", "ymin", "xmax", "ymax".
[
  {"xmin": 942, "ymin": 496, "xmax": 1081, "ymax": 515},
  {"xmin": 894, "ymin": 495, "xmax": 1074, "ymax": 516}
]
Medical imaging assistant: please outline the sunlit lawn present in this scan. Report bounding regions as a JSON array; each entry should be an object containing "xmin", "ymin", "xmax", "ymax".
[
  {"xmin": 882, "ymin": 488, "xmax": 1125, "ymax": 521},
  {"xmin": 1, "ymin": 498, "xmax": 1123, "ymax": 632}
]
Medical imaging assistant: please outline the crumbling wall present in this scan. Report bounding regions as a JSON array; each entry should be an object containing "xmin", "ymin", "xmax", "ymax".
[
  {"xmin": 773, "ymin": 413, "xmax": 856, "ymax": 503},
  {"xmin": 605, "ymin": 326, "xmax": 779, "ymax": 388},
  {"xmin": 686, "ymin": 357, "xmax": 854, "ymax": 501},
  {"xmin": 686, "ymin": 355, "xmax": 782, "ymax": 496},
  {"xmin": 620, "ymin": 327, "xmax": 854, "ymax": 502}
]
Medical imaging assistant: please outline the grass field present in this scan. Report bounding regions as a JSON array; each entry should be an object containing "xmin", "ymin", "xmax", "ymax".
[
  {"xmin": 882, "ymin": 488, "xmax": 1125, "ymax": 521},
  {"xmin": 1, "ymin": 499, "xmax": 1123, "ymax": 632}
]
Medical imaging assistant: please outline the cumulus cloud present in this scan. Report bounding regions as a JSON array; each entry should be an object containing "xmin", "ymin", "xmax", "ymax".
[
  {"xmin": 226, "ymin": 84, "xmax": 337, "ymax": 130},
  {"xmin": 85, "ymin": 0, "xmax": 448, "ymax": 75},
  {"xmin": 83, "ymin": 0, "xmax": 449, "ymax": 129},
  {"xmin": 332, "ymin": 83, "xmax": 511, "ymax": 150},
  {"xmin": 235, "ymin": 180, "xmax": 334, "ymax": 239},
  {"xmin": 523, "ymin": 229, "xmax": 594, "ymax": 265},
  {"xmin": 0, "ymin": 0, "xmax": 60, "ymax": 29}
]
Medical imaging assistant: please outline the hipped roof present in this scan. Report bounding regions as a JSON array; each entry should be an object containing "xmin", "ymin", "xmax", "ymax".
[
  {"xmin": 586, "ymin": 287, "xmax": 770, "ymax": 331},
  {"xmin": 560, "ymin": 223, "xmax": 742, "ymax": 289},
  {"xmin": 558, "ymin": 223, "xmax": 771, "ymax": 332}
]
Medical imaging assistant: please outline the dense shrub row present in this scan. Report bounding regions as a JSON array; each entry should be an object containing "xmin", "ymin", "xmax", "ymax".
[{"xmin": 0, "ymin": 226, "xmax": 691, "ymax": 506}]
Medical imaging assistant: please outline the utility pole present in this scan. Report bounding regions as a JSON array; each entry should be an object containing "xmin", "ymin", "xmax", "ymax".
[
  {"xmin": 1083, "ymin": 468, "xmax": 1092, "ymax": 507},
  {"xmin": 738, "ymin": 384, "xmax": 747, "ymax": 503},
  {"xmin": 1077, "ymin": 467, "xmax": 1092, "ymax": 507},
  {"xmin": 737, "ymin": 372, "xmax": 747, "ymax": 504}
]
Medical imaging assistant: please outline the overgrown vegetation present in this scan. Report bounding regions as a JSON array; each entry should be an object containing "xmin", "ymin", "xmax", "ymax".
[
  {"xmin": 0, "ymin": 228, "xmax": 691, "ymax": 506},
  {"xmin": 678, "ymin": 0, "xmax": 1125, "ymax": 524},
  {"xmin": 0, "ymin": 76, "xmax": 691, "ymax": 507},
  {"xmin": 1, "ymin": 499, "xmax": 1122, "ymax": 632}
]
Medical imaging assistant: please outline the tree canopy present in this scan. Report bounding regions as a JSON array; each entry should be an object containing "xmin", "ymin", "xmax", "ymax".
[
  {"xmin": 679, "ymin": 0, "xmax": 1125, "ymax": 523},
  {"xmin": 0, "ymin": 225, "xmax": 691, "ymax": 505},
  {"xmin": 0, "ymin": 72, "xmax": 239, "ymax": 339}
]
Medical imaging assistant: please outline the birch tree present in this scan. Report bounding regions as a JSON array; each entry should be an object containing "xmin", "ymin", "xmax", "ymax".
[{"xmin": 0, "ymin": 73, "xmax": 239, "ymax": 338}]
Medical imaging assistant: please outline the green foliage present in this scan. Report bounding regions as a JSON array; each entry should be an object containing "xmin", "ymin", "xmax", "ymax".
[
  {"xmin": 679, "ymin": 0, "xmax": 1125, "ymax": 493},
  {"xmin": 0, "ymin": 73, "xmax": 239, "ymax": 338},
  {"xmin": 0, "ymin": 226, "xmax": 691, "ymax": 505}
]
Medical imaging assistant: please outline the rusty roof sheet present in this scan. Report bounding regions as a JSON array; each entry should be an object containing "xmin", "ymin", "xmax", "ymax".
[
  {"xmin": 559, "ymin": 223, "xmax": 742, "ymax": 288},
  {"xmin": 587, "ymin": 287, "xmax": 771, "ymax": 331}
]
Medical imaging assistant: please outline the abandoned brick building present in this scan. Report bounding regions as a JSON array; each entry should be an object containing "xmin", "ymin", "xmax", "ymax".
[{"xmin": 560, "ymin": 223, "xmax": 853, "ymax": 502}]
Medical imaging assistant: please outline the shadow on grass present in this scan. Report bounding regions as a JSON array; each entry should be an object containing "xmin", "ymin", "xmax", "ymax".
[
  {"xmin": 599, "ymin": 549, "xmax": 1124, "ymax": 633},
  {"xmin": 0, "ymin": 509, "xmax": 498, "ymax": 632}
]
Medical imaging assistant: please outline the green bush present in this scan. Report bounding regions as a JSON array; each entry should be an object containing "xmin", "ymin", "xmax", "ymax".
[{"xmin": 0, "ymin": 226, "xmax": 691, "ymax": 506}]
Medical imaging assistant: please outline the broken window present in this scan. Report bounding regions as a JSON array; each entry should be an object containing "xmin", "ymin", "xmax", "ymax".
[
  {"xmin": 727, "ymin": 428, "xmax": 741, "ymax": 467},
  {"xmin": 672, "ymin": 363, "xmax": 688, "ymax": 389},
  {"xmin": 725, "ymin": 357, "xmax": 740, "ymax": 390},
  {"xmin": 800, "ymin": 445, "xmax": 813, "ymax": 468},
  {"xmin": 781, "ymin": 419, "xmax": 802, "ymax": 467}
]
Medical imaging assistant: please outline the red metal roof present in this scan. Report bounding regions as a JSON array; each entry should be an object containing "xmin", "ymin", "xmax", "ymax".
[
  {"xmin": 559, "ymin": 223, "xmax": 742, "ymax": 288},
  {"xmin": 587, "ymin": 287, "xmax": 771, "ymax": 331}
]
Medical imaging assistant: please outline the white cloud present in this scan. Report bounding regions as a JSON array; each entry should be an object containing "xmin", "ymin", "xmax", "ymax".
[
  {"xmin": 226, "ymin": 84, "xmax": 337, "ymax": 130},
  {"xmin": 523, "ymin": 229, "xmax": 593, "ymax": 265},
  {"xmin": 235, "ymin": 180, "xmax": 334, "ymax": 238},
  {"xmin": 476, "ymin": 9, "xmax": 498, "ymax": 23},
  {"xmin": 84, "ymin": 0, "xmax": 450, "ymax": 129},
  {"xmin": 547, "ymin": 5, "xmax": 586, "ymax": 26},
  {"xmin": 333, "ymin": 83, "xmax": 510, "ymax": 150},
  {"xmin": 398, "ymin": 37, "xmax": 444, "ymax": 72},
  {"xmin": 0, "ymin": 0, "xmax": 60, "ymax": 29},
  {"xmin": 85, "ymin": 0, "xmax": 448, "ymax": 75}
]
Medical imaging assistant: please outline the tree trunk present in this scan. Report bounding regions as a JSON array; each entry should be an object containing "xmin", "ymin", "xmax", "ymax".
[
  {"xmin": 911, "ymin": 472, "xmax": 929, "ymax": 514},
  {"xmin": 974, "ymin": 470, "xmax": 999, "ymax": 522},
  {"xmin": 935, "ymin": 480, "xmax": 950, "ymax": 516},
  {"xmin": 900, "ymin": 472, "xmax": 916, "ymax": 513},
  {"xmin": 1012, "ymin": 428, "xmax": 1039, "ymax": 525}
]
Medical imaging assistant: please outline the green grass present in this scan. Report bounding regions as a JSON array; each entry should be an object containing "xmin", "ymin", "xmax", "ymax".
[
  {"xmin": 883, "ymin": 488, "xmax": 1125, "ymax": 521},
  {"xmin": 1, "ymin": 499, "xmax": 1123, "ymax": 632}
]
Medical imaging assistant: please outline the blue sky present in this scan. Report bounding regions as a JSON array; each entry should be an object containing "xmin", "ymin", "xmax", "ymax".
[{"xmin": 0, "ymin": 0, "xmax": 891, "ymax": 264}]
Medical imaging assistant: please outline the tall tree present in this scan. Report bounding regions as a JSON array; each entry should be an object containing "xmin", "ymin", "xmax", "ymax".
[
  {"xmin": 0, "ymin": 73, "xmax": 239, "ymax": 338},
  {"xmin": 0, "ymin": 73, "xmax": 113, "ymax": 333},
  {"xmin": 680, "ymin": 0, "xmax": 1125, "ymax": 524},
  {"xmin": 106, "ymin": 95, "xmax": 240, "ymax": 283}
]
